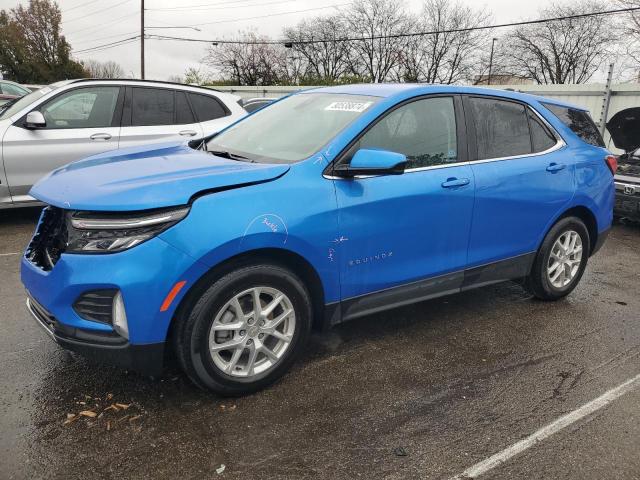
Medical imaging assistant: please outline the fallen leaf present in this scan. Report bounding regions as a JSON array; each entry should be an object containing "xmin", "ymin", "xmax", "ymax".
[
  {"xmin": 106, "ymin": 421, "xmax": 111, "ymax": 431},
  {"xmin": 117, "ymin": 415, "xmax": 130, "ymax": 423},
  {"xmin": 79, "ymin": 410, "xmax": 97, "ymax": 418},
  {"xmin": 115, "ymin": 403, "xmax": 131, "ymax": 410},
  {"xmin": 63, "ymin": 414, "xmax": 78, "ymax": 425},
  {"xmin": 129, "ymin": 415, "xmax": 142, "ymax": 423},
  {"xmin": 216, "ymin": 464, "xmax": 226, "ymax": 475},
  {"xmin": 103, "ymin": 404, "xmax": 119, "ymax": 413}
]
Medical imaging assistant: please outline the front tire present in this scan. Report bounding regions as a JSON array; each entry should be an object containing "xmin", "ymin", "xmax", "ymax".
[
  {"xmin": 174, "ymin": 264, "xmax": 312, "ymax": 395},
  {"xmin": 526, "ymin": 216, "xmax": 590, "ymax": 301}
]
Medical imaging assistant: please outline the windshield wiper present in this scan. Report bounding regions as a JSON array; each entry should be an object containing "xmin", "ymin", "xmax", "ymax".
[{"xmin": 208, "ymin": 150, "xmax": 254, "ymax": 162}]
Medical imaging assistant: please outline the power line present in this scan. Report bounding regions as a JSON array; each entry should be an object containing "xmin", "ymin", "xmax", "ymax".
[
  {"xmin": 147, "ymin": 5, "xmax": 640, "ymax": 46},
  {"xmin": 64, "ymin": 10, "xmax": 138, "ymax": 36},
  {"xmin": 68, "ymin": 5, "xmax": 640, "ymax": 55},
  {"xmin": 62, "ymin": 0, "xmax": 103, "ymax": 13},
  {"xmin": 147, "ymin": 0, "xmax": 302, "ymax": 12},
  {"xmin": 72, "ymin": 30, "xmax": 139, "ymax": 48},
  {"xmin": 167, "ymin": 3, "xmax": 351, "ymax": 28},
  {"xmin": 73, "ymin": 35, "xmax": 140, "ymax": 54},
  {"xmin": 63, "ymin": 0, "xmax": 132, "ymax": 23},
  {"xmin": 146, "ymin": 0, "xmax": 285, "ymax": 11}
]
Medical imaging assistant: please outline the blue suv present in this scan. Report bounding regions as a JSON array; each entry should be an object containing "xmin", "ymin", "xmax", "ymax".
[{"xmin": 21, "ymin": 84, "xmax": 615, "ymax": 395}]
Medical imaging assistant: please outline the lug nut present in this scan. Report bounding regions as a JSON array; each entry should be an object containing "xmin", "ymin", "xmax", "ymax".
[
  {"xmin": 247, "ymin": 318, "xmax": 254, "ymax": 325},
  {"xmin": 258, "ymin": 333, "xmax": 264, "ymax": 339},
  {"xmin": 239, "ymin": 330, "xmax": 246, "ymax": 336},
  {"xmin": 259, "ymin": 320, "xmax": 265, "ymax": 327},
  {"xmin": 247, "ymin": 339, "xmax": 253, "ymax": 345}
]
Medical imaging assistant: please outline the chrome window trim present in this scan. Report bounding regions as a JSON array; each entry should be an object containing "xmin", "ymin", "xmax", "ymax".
[{"xmin": 324, "ymin": 136, "xmax": 566, "ymax": 180}]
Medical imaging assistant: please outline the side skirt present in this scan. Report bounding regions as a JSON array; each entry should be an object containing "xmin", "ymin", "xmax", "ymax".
[{"xmin": 328, "ymin": 252, "xmax": 536, "ymax": 326}]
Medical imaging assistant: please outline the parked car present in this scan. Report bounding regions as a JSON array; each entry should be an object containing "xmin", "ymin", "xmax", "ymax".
[
  {"xmin": 0, "ymin": 79, "xmax": 246, "ymax": 208},
  {"xmin": 605, "ymin": 107, "xmax": 640, "ymax": 220},
  {"xmin": 21, "ymin": 84, "xmax": 614, "ymax": 395},
  {"xmin": 0, "ymin": 79, "xmax": 30, "ymax": 105},
  {"xmin": 242, "ymin": 97, "xmax": 276, "ymax": 113}
]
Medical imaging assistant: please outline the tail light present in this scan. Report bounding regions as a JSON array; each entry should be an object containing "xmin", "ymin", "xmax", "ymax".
[{"xmin": 605, "ymin": 155, "xmax": 618, "ymax": 175}]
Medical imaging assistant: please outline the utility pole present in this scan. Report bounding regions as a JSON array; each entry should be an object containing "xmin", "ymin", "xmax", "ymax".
[
  {"xmin": 487, "ymin": 37, "xmax": 497, "ymax": 86},
  {"xmin": 140, "ymin": 0, "xmax": 145, "ymax": 79}
]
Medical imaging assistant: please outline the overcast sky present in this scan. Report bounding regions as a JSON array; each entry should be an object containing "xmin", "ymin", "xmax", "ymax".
[{"xmin": 0, "ymin": 0, "xmax": 559, "ymax": 80}]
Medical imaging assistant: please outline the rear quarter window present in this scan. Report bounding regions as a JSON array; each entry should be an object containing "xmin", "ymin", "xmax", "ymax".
[
  {"xmin": 543, "ymin": 103, "xmax": 605, "ymax": 147},
  {"xmin": 188, "ymin": 93, "xmax": 229, "ymax": 122}
]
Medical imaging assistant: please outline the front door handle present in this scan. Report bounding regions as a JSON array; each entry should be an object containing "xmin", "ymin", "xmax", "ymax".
[
  {"xmin": 90, "ymin": 133, "xmax": 112, "ymax": 141},
  {"xmin": 546, "ymin": 162, "xmax": 566, "ymax": 173},
  {"xmin": 179, "ymin": 130, "xmax": 198, "ymax": 137},
  {"xmin": 441, "ymin": 177, "xmax": 470, "ymax": 188}
]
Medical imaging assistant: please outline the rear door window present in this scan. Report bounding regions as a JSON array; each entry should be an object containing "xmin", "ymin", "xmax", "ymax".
[
  {"xmin": 175, "ymin": 91, "xmax": 195, "ymax": 124},
  {"xmin": 468, "ymin": 97, "xmax": 532, "ymax": 159},
  {"xmin": 543, "ymin": 103, "xmax": 604, "ymax": 147},
  {"xmin": 188, "ymin": 93, "xmax": 228, "ymax": 122},
  {"xmin": 131, "ymin": 87, "xmax": 174, "ymax": 126}
]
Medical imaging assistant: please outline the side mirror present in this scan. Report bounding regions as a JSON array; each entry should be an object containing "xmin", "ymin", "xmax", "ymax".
[
  {"xmin": 334, "ymin": 149, "xmax": 407, "ymax": 177},
  {"xmin": 25, "ymin": 111, "xmax": 46, "ymax": 129}
]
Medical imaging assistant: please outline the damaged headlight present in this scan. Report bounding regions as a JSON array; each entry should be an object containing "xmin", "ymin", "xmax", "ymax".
[{"xmin": 67, "ymin": 206, "xmax": 190, "ymax": 253}]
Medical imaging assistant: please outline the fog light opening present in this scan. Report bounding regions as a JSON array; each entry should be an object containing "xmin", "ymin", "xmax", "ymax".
[{"xmin": 112, "ymin": 291, "xmax": 129, "ymax": 340}]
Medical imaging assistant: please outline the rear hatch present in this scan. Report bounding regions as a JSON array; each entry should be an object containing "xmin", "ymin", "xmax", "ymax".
[{"xmin": 606, "ymin": 107, "xmax": 640, "ymax": 184}]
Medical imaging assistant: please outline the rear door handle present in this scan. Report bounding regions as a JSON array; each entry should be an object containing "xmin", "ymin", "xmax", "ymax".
[
  {"xmin": 441, "ymin": 177, "xmax": 470, "ymax": 188},
  {"xmin": 179, "ymin": 130, "xmax": 197, "ymax": 137},
  {"xmin": 546, "ymin": 163, "xmax": 566, "ymax": 173},
  {"xmin": 90, "ymin": 133, "xmax": 112, "ymax": 141}
]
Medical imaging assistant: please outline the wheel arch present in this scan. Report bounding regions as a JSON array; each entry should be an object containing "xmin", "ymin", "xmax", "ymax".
[
  {"xmin": 550, "ymin": 205, "xmax": 599, "ymax": 256},
  {"xmin": 167, "ymin": 248, "xmax": 327, "ymax": 343}
]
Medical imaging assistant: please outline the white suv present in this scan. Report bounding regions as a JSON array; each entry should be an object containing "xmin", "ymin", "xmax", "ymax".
[{"xmin": 0, "ymin": 79, "xmax": 246, "ymax": 207}]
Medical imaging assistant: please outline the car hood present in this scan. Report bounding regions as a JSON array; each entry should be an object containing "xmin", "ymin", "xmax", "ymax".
[
  {"xmin": 606, "ymin": 107, "xmax": 640, "ymax": 153},
  {"xmin": 30, "ymin": 141, "xmax": 290, "ymax": 211}
]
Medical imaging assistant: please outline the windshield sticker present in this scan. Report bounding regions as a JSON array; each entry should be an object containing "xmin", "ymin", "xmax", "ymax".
[
  {"xmin": 39, "ymin": 87, "xmax": 52, "ymax": 95},
  {"xmin": 325, "ymin": 101, "xmax": 372, "ymax": 113}
]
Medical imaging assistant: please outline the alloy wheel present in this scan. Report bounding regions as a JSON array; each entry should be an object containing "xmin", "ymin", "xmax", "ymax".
[
  {"xmin": 547, "ymin": 230, "xmax": 583, "ymax": 289},
  {"xmin": 208, "ymin": 286, "xmax": 296, "ymax": 378}
]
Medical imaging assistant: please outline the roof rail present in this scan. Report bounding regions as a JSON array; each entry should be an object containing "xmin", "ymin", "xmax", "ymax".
[{"xmin": 66, "ymin": 78, "xmax": 220, "ymax": 92}]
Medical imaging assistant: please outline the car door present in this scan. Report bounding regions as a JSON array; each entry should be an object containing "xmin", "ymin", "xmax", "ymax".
[
  {"xmin": 187, "ymin": 91, "xmax": 236, "ymax": 136},
  {"xmin": 331, "ymin": 95, "xmax": 475, "ymax": 319},
  {"xmin": 2, "ymin": 85, "xmax": 122, "ymax": 203},
  {"xmin": 117, "ymin": 87, "xmax": 204, "ymax": 149},
  {"xmin": 464, "ymin": 95, "xmax": 575, "ymax": 269}
]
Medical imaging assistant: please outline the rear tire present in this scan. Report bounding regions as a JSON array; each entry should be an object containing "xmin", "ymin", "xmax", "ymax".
[
  {"xmin": 525, "ymin": 216, "xmax": 590, "ymax": 301},
  {"xmin": 174, "ymin": 263, "xmax": 312, "ymax": 396}
]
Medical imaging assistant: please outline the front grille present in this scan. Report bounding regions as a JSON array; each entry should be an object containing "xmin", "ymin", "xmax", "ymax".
[
  {"xmin": 73, "ymin": 289, "xmax": 116, "ymax": 324},
  {"xmin": 25, "ymin": 207, "xmax": 68, "ymax": 271}
]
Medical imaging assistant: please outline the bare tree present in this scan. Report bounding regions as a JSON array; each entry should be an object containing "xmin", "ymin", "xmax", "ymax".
[
  {"xmin": 394, "ymin": 0, "xmax": 491, "ymax": 84},
  {"xmin": 205, "ymin": 31, "xmax": 283, "ymax": 85},
  {"xmin": 83, "ymin": 59, "xmax": 124, "ymax": 78},
  {"xmin": 615, "ymin": 0, "xmax": 640, "ymax": 76},
  {"xmin": 283, "ymin": 15, "xmax": 351, "ymax": 83},
  {"xmin": 343, "ymin": 0, "xmax": 410, "ymax": 82},
  {"xmin": 505, "ymin": 1, "xmax": 614, "ymax": 84}
]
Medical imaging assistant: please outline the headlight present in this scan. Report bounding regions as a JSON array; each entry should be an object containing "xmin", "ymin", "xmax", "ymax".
[{"xmin": 66, "ymin": 206, "xmax": 189, "ymax": 253}]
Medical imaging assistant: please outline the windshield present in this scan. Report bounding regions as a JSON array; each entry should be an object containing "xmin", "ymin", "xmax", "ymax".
[
  {"xmin": 0, "ymin": 81, "xmax": 70, "ymax": 120},
  {"xmin": 206, "ymin": 93, "xmax": 380, "ymax": 163}
]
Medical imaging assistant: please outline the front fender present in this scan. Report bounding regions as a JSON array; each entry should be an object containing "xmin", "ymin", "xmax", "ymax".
[{"xmin": 159, "ymin": 161, "xmax": 341, "ymax": 307}]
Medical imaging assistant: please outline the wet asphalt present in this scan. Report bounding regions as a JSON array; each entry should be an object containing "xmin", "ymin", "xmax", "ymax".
[{"xmin": 1, "ymin": 208, "xmax": 639, "ymax": 480}]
